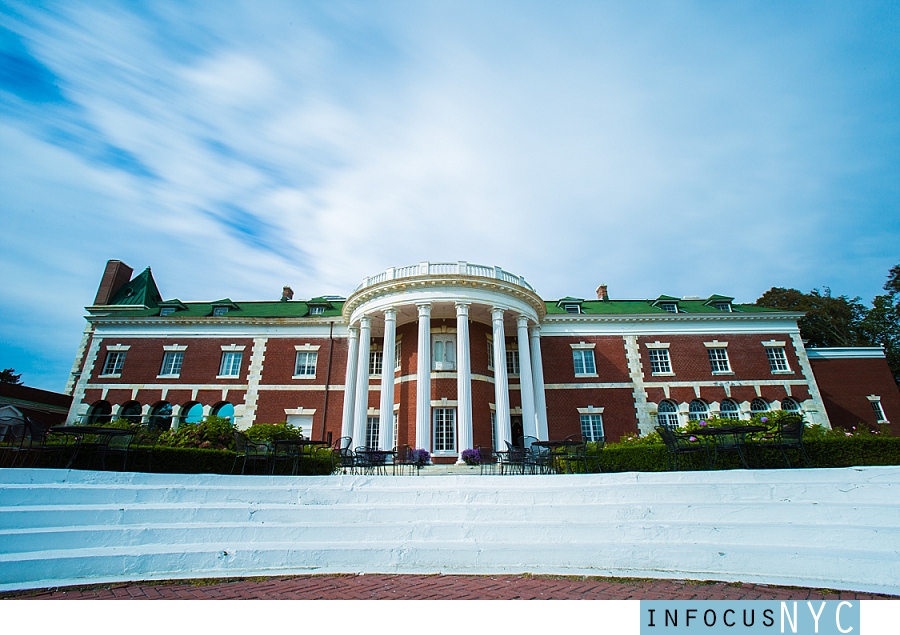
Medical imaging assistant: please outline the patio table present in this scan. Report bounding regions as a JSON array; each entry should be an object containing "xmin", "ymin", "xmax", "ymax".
[
  {"xmin": 692, "ymin": 425, "xmax": 767, "ymax": 469},
  {"xmin": 531, "ymin": 440, "xmax": 584, "ymax": 474},
  {"xmin": 270, "ymin": 438, "xmax": 330, "ymax": 475},
  {"xmin": 48, "ymin": 426, "xmax": 134, "ymax": 469},
  {"xmin": 354, "ymin": 448, "xmax": 395, "ymax": 475}
]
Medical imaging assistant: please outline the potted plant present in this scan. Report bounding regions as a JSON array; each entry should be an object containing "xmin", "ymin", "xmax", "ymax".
[{"xmin": 461, "ymin": 448, "xmax": 480, "ymax": 466}]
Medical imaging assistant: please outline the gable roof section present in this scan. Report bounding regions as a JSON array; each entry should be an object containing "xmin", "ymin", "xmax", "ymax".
[{"xmin": 107, "ymin": 267, "xmax": 162, "ymax": 308}]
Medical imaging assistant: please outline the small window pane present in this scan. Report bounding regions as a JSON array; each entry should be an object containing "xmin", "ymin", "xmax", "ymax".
[
  {"xmin": 871, "ymin": 399, "xmax": 887, "ymax": 423},
  {"xmin": 369, "ymin": 350, "xmax": 383, "ymax": 376},
  {"xmin": 433, "ymin": 408, "xmax": 456, "ymax": 452},
  {"xmin": 720, "ymin": 399, "xmax": 740, "ymax": 420},
  {"xmin": 750, "ymin": 398, "xmax": 769, "ymax": 414},
  {"xmin": 160, "ymin": 352, "xmax": 183, "ymax": 376},
  {"xmin": 366, "ymin": 416, "xmax": 380, "ymax": 448},
  {"xmin": 657, "ymin": 401, "xmax": 679, "ymax": 429},
  {"xmin": 294, "ymin": 351, "xmax": 318, "ymax": 376},
  {"xmin": 708, "ymin": 348, "xmax": 730, "ymax": 373},
  {"xmin": 689, "ymin": 400, "xmax": 709, "ymax": 421},
  {"xmin": 573, "ymin": 350, "xmax": 596, "ymax": 375},
  {"xmin": 219, "ymin": 351, "xmax": 242, "ymax": 377},
  {"xmin": 766, "ymin": 347, "xmax": 789, "ymax": 372},
  {"xmin": 506, "ymin": 350, "xmax": 520, "ymax": 375},
  {"xmin": 580, "ymin": 414, "xmax": 604, "ymax": 442},
  {"xmin": 649, "ymin": 349, "xmax": 672, "ymax": 374},
  {"xmin": 102, "ymin": 351, "xmax": 126, "ymax": 375},
  {"xmin": 781, "ymin": 398, "xmax": 800, "ymax": 413}
]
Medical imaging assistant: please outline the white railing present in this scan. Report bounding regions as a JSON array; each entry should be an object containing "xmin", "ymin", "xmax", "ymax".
[{"xmin": 354, "ymin": 261, "xmax": 535, "ymax": 293}]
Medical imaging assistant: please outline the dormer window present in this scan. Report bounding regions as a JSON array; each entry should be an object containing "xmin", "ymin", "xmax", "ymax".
[
  {"xmin": 310, "ymin": 306, "xmax": 325, "ymax": 315},
  {"xmin": 160, "ymin": 307, "xmax": 175, "ymax": 316},
  {"xmin": 213, "ymin": 306, "xmax": 228, "ymax": 316},
  {"xmin": 563, "ymin": 303, "xmax": 581, "ymax": 314},
  {"xmin": 660, "ymin": 302, "xmax": 678, "ymax": 314},
  {"xmin": 715, "ymin": 302, "xmax": 732, "ymax": 312}
]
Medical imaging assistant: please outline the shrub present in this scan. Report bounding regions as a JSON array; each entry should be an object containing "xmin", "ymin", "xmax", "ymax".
[
  {"xmin": 158, "ymin": 416, "xmax": 235, "ymax": 450},
  {"xmin": 245, "ymin": 422, "xmax": 303, "ymax": 443},
  {"xmin": 461, "ymin": 448, "xmax": 480, "ymax": 465}
]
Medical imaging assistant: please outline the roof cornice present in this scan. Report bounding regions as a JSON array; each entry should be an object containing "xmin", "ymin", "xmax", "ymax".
[{"xmin": 541, "ymin": 311, "xmax": 804, "ymax": 323}]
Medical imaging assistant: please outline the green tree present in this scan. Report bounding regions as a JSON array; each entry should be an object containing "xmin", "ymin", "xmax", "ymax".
[
  {"xmin": 755, "ymin": 287, "xmax": 869, "ymax": 348},
  {"xmin": 860, "ymin": 267, "xmax": 900, "ymax": 384},
  {"xmin": 0, "ymin": 368, "xmax": 23, "ymax": 385}
]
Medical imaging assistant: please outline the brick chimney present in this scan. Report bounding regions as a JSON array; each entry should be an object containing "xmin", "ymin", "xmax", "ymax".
[
  {"xmin": 281, "ymin": 286, "xmax": 294, "ymax": 302},
  {"xmin": 94, "ymin": 260, "xmax": 134, "ymax": 305},
  {"xmin": 596, "ymin": 284, "xmax": 609, "ymax": 301}
]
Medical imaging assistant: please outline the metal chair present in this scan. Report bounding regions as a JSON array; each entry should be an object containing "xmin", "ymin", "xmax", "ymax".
[
  {"xmin": 582, "ymin": 438, "xmax": 606, "ymax": 473},
  {"xmin": 231, "ymin": 432, "xmax": 270, "ymax": 474},
  {"xmin": 764, "ymin": 418, "xmax": 812, "ymax": 468},
  {"xmin": 478, "ymin": 446, "xmax": 498, "ymax": 475},
  {"xmin": 498, "ymin": 441, "xmax": 527, "ymax": 475},
  {"xmin": 392, "ymin": 444, "xmax": 416, "ymax": 475},
  {"xmin": 332, "ymin": 436, "xmax": 356, "ymax": 473},
  {"xmin": 656, "ymin": 426, "xmax": 711, "ymax": 471}
]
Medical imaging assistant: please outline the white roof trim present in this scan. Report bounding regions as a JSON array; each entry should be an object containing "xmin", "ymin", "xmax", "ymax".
[{"xmin": 806, "ymin": 347, "xmax": 886, "ymax": 359}]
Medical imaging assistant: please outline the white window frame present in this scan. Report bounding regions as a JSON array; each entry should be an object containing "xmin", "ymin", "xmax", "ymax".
[
  {"xmin": 159, "ymin": 307, "xmax": 175, "ymax": 316},
  {"xmin": 577, "ymin": 407, "xmax": 605, "ymax": 442},
  {"xmin": 487, "ymin": 338, "xmax": 494, "ymax": 370},
  {"xmin": 310, "ymin": 306, "xmax": 325, "ymax": 315},
  {"xmin": 657, "ymin": 401, "xmax": 679, "ymax": 429},
  {"xmin": 660, "ymin": 302, "xmax": 678, "ymax": 314},
  {"xmin": 715, "ymin": 302, "xmax": 732, "ymax": 312},
  {"xmin": 432, "ymin": 334, "xmax": 456, "ymax": 371},
  {"xmin": 506, "ymin": 349, "xmax": 520, "ymax": 376},
  {"xmin": 750, "ymin": 398, "xmax": 770, "ymax": 415},
  {"xmin": 369, "ymin": 349, "xmax": 383, "ymax": 376},
  {"xmin": 648, "ymin": 349, "xmax": 672, "ymax": 375},
  {"xmin": 159, "ymin": 351, "xmax": 184, "ymax": 377},
  {"xmin": 705, "ymin": 342, "xmax": 732, "ymax": 374},
  {"xmin": 212, "ymin": 306, "xmax": 228, "ymax": 317},
  {"xmin": 394, "ymin": 342, "xmax": 402, "ymax": 372},
  {"xmin": 218, "ymin": 351, "xmax": 243, "ymax": 378},
  {"xmin": 366, "ymin": 415, "xmax": 380, "ymax": 449},
  {"xmin": 433, "ymin": 407, "xmax": 456, "ymax": 453},
  {"xmin": 688, "ymin": 400, "xmax": 709, "ymax": 422},
  {"xmin": 720, "ymin": 399, "xmax": 741, "ymax": 420},
  {"xmin": 101, "ymin": 350, "xmax": 127, "ymax": 376},
  {"xmin": 571, "ymin": 342, "xmax": 597, "ymax": 377},
  {"xmin": 781, "ymin": 397, "xmax": 801, "ymax": 413},
  {"xmin": 868, "ymin": 395, "xmax": 888, "ymax": 423},
  {"xmin": 294, "ymin": 351, "xmax": 318, "ymax": 378}
]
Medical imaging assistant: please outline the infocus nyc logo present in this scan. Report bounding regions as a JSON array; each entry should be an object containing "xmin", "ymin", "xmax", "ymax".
[{"xmin": 641, "ymin": 601, "xmax": 860, "ymax": 634}]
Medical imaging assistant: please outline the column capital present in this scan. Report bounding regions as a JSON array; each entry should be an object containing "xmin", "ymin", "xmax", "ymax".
[
  {"xmin": 516, "ymin": 314, "xmax": 529, "ymax": 328},
  {"xmin": 348, "ymin": 325, "xmax": 360, "ymax": 336},
  {"xmin": 358, "ymin": 315, "xmax": 372, "ymax": 328},
  {"xmin": 455, "ymin": 301, "xmax": 470, "ymax": 315},
  {"xmin": 529, "ymin": 324, "xmax": 541, "ymax": 336},
  {"xmin": 383, "ymin": 307, "xmax": 398, "ymax": 320},
  {"xmin": 416, "ymin": 302, "xmax": 432, "ymax": 316},
  {"xmin": 491, "ymin": 307, "xmax": 506, "ymax": 321}
]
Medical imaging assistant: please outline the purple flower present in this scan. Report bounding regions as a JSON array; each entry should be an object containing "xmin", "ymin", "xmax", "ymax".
[
  {"xmin": 698, "ymin": 420, "xmax": 708, "ymax": 427},
  {"xmin": 689, "ymin": 436, "xmax": 697, "ymax": 442},
  {"xmin": 845, "ymin": 432, "xmax": 852, "ymax": 437},
  {"xmin": 760, "ymin": 417, "xmax": 768, "ymax": 423}
]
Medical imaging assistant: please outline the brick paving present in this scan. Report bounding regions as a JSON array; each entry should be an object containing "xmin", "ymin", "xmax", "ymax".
[{"xmin": 4, "ymin": 575, "xmax": 896, "ymax": 600}]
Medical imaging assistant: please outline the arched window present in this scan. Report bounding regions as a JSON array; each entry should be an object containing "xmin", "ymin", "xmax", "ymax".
[
  {"xmin": 720, "ymin": 399, "xmax": 741, "ymax": 420},
  {"xmin": 119, "ymin": 401, "xmax": 142, "ymax": 424},
  {"xmin": 212, "ymin": 402, "xmax": 234, "ymax": 421},
  {"xmin": 750, "ymin": 398, "xmax": 769, "ymax": 415},
  {"xmin": 181, "ymin": 402, "xmax": 203, "ymax": 425},
  {"xmin": 781, "ymin": 398, "xmax": 801, "ymax": 413},
  {"xmin": 688, "ymin": 400, "xmax": 709, "ymax": 422},
  {"xmin": 86, "ymin": 401, "xmax": 112, "ymax": 425},
  {"xmin": 657, "ymin": 401, "xmax": 679, "ymax": 429},
  {"xmin": 149, "ymin": 402, "xmax": 173, "ymax": 430}
]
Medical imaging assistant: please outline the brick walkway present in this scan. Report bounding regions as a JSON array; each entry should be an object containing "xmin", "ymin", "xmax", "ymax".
[{"xmin": 5, "ymin": 575, "xmax": 896, "ymax": 600}]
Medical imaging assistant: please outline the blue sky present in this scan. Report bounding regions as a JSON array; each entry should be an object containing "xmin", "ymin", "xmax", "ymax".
[{"xmin": 1, "ymin": 1, "xmax": 898, "ymax": 391}]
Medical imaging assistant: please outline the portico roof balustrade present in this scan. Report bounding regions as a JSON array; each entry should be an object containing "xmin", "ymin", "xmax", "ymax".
[{"xmin": 354, "ymin": 261, "xmax": 535, "ymax": 293}]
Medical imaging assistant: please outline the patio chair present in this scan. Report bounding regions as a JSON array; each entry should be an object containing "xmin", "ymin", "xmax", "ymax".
[
  {"xmin": 0, "ymin": 416, "xmax": 26, "ymax": 467},
  {"xmin": 478, "ymin": 446, "xmax": 498, "ymax": 475},
  {"xmin": 656, "ymin": 426, "xmax": 710, "ymax": 471},
  {"xmin": 764, "ymin": 418, "xmax": 812, "ymax": 468},
  {"xmin": 18, "ymin": 418, "xmax": 70, "ymax": 469},
  {"xmin": 231, "ymin": 432, "xmax": 270, "ymax": 475},
  {"xmin": 525, "ymin": 442, "xmax": 552, "ymax": 474},
  {"xmin": 583, "ymin": 438, "xmax": 606, "ymax": 473},
  {"xmin": 332, "ymin": 437, "xmax": 356, "ymax": 473},
  {"xmin": 498, "ymin": 441, "xmax": 527, "ymax": 475},
  {"xmin": 95, "ymin": 429, "xmax": 136, "ymax": 471},
  {"xmin": 392, "ymin": 444, "xmax": 416, "ymax": 475}
]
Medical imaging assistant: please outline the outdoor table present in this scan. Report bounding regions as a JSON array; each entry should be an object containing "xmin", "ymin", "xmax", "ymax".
[
  {"xmin": 270, "ymin": 439, "xmax": 331, "ymax": 475},
  {"xmin": 354, "ymin": 448, "xmax": 395, "ymax": 475},
  {"xmin": 531, "ymin": 440, "xmax": 584, "ymax": 474},
  {"xmin": 48, "ymin": 426, "xmax": 134, "ymax": 469},
  {"xmin": 692, "ymin": 425, "xmax": 767, "ymax": 469}
]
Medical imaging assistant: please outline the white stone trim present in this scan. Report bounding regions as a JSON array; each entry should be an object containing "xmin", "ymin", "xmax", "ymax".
[
  {"xmin": 761, "ymin": 340, "xmax": 786, "ymax": 347},
  {"xmin": 644, "ymin": 341, "xmax": 670, "ymax": 349},
  {"xmin": 239, "ymin": 337, "xmax": 268, "ymax": 430},
  {"xmin": 569, "ymin": 341, "xmax": 596, "ymax": 350},
  {"xmin": 106, "ymin": 344, "xmax": 131, "ymax": 352},
  {"xmin": 163, "ymin": 344, "xmax": 188, "ymax": 352},
  {"xmin": 221, "ymin": 344, "xmax": 246, "ymax": 351},
  {"xmin": 703, "ymin": 340, "xmax": 728, "ymax": 348},
  {"xmin": 431, "ymin": 398, "xmax": 459, "ymax": 407},
  {"xmin": 294, "ymin": 344, "xmax": 321, "ymax": 351},
  {"xmin": 577, "ymin": 406, "xmax": 605, "ymax": 414},
  {"xmin": 805, "ymin": 347, "xmax": 886, "ymax": 359},
  {"xmin": 285, "ymin": 407, "xmax": 316, "ymax": 416}
]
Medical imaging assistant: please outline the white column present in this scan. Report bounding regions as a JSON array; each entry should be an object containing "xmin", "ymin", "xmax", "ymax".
[
  {"xmin": 415, "ymin": 303, "xmax": 432, "ymax": 451},
  {"xmin": 353, "ymin": 316, "xmax": 371, "ymax": 446},
  {"xmin": 516, "ymin": 315, "xmax": 537, "ymax": 440},
  {"xmin": 491, "ymin": 307, "xmax": 512, "ymax": 449},
  {"xmin": 455, "ymin": 302, "xmax": 473, "ymax": 463},
  {"xmin": 341, "ymin": 325, "xmax": 359, "ymax": 440},
  {"xmin": 530, "ymin": 325, "xmax": 549, "ymax": 439},
  {"xmin": 378, "ymin": 308, "xmax": 397, "ymax": 451}
]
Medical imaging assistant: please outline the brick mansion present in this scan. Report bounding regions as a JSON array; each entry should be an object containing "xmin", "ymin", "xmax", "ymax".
[{"xmin": 65, "ymin": 260, "xmax": 900, "ymax": 462}]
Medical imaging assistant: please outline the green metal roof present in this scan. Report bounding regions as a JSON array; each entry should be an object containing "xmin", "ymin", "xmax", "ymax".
[
  {"xmin": 544, "ymin": 297, "xmax": 782, "ymax": 315},
  {"xmin": 107, "ymin": 267, "xmax": 162, "ymax": 308}
]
